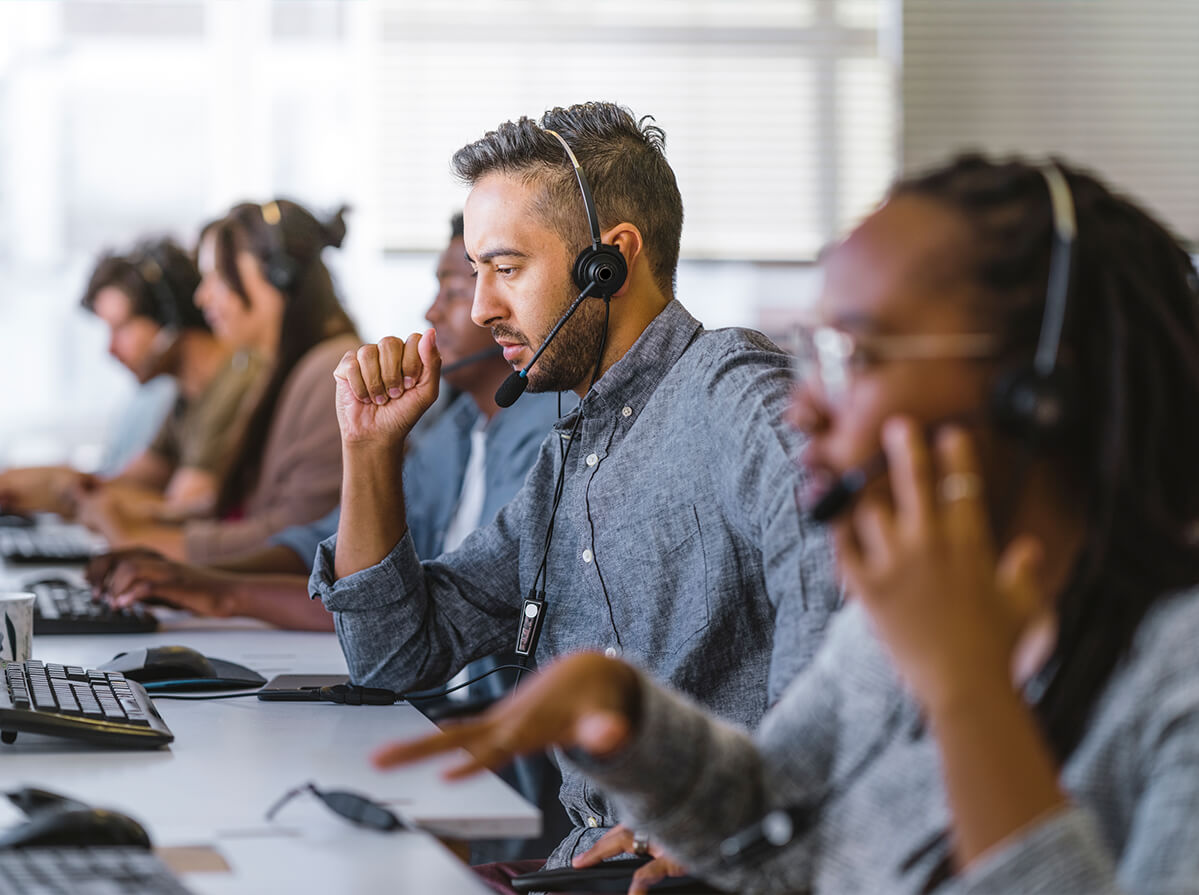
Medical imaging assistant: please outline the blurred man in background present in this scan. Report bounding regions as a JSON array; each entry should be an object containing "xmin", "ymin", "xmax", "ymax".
[{"xmin": 0, "ymin": 238, "xmax": 259, "ymax": 520}]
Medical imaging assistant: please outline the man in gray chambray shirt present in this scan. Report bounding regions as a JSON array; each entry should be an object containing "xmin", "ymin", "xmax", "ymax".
[{"xmin": 309, "ymin": 101, "xmax": 838, "ymax": 877}]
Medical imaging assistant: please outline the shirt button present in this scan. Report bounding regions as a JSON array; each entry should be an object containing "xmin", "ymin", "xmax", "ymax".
[
  {"xmin": 582, "ymin": 549, "xmax": 594, "ymax": 563},
  {"xmin": 587, "ymin": 816, "xmax": 599, "ymax": 828},
  {"xmin": 586, "ymin": 452, "xmax": 598, "ymax": 467},
  {"xmin": 604, "ymin": 646, "xmax": 619, "ymax": 658},
  {"xmin": 621, "ymin": 406, "xmax": 633, "ymax": 418}
]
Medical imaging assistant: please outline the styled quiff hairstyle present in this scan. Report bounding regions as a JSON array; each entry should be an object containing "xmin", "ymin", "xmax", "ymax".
[{"xmin": 451, "ymin": 101, "xmax": 684, "ymax": 296}]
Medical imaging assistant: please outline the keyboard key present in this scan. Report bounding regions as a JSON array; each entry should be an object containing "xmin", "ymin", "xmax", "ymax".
[
  {"xmin": 2, "ymin": 659, "xmax": 174, "ymax": 747},
  {"xmin": 29, "ymin": 581, "xmax": 159, "ymax": 636},
  {"xmin": 0, "ymin": 847, "xmax": 195, "ymax": 895}
]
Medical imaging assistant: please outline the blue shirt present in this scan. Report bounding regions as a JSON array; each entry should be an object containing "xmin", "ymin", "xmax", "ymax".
[{"xmin": 271, "ymin": 391, "xmax": 563, "ymax": 569}]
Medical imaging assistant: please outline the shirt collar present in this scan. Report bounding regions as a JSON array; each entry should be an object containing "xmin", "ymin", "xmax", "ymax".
[
  {"xmin": 556, "ymin": 299, "xmax": 701, "ymax": 426},
  {"xmin": 445, "ymin": 392, "xmax": 484, "ymax": 434}
]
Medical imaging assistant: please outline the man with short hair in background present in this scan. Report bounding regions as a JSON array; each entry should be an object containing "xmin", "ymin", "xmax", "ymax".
[{"xmin": 0, "ymin": 239, "xmax": 258, "ymax": 520}]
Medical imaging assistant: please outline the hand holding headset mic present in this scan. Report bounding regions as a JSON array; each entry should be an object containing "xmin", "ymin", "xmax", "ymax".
[
  {"xmin": 804, "ymin": 163, "xmax": 1077, "ymax": 526},
  {"xmin": 494, "ymin": 129, "xmax": 628, "ymax": 408},
  {"xmin": 726, "ymin": 169, "xmax": 1082, "ymax": 874}
]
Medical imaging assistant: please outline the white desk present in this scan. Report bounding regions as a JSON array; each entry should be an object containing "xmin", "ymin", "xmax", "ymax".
[{"xmin": 1, "ymin": 541, "xmax": 540, "ymax": 893}]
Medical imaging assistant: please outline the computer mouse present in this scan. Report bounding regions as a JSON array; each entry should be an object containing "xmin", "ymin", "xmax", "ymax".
[
  {"xmin": 98, "ymin": 645, "xmax": 267, "ymax": 692},
  {"xmin": 6, "ymin": 786, "xmax": 90, "ymax": 816},
  {"xmin": 0, "ymin": 807, "xmax": 151, "ymax": 849},
  {"xmin": 100, "ymin": 645, "xmax": 217, "ymax": 683}
]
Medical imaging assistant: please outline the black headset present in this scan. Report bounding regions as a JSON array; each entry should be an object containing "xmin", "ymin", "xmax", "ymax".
[
  {"xmin": 494, "ymin": 130, "xmax": 628, "ymax": 409},
  {"xmin": 808, "ymin": 163, "xmax": 1081, "ymax": 525},
  {"xmin": 543, "ymin": 129, "xmax": 628, "ymax": 298},
  {"xmin": 259, "ymin": 200, "xmax": 302, "ymax": 293},
  {"xmin": 989, "ymin": 163, "xmax": 1077, "ymax": 446},
  {"xmin": 132, "ymin": 242, "xmax": 182, "ymax": 331},
  {"xmin": 506, "ymin": 129, "xmax": 629, "ymax": 666}
]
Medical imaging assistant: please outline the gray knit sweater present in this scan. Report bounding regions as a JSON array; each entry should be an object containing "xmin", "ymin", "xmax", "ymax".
[{"xmin": 580, "ymin": 591, "xmax": 1199, "ymax": 894}]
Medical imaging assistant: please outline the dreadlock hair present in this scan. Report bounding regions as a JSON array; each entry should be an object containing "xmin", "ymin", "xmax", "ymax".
[
  {"xmin": 451, "ymin": 101, "xmax": 684, "ymax": 297},
  {"xmin": 209, "ymin": 200, "xmax": 358, "ymax": 516},
  {"xmin": 891, "ymin": 154, "xmax": 1199, "ymax": 891}
]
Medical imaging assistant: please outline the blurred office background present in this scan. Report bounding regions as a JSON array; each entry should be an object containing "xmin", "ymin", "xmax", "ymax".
[{"xmin": 0, "ymin": 0, "xmax": 1195, "ymax": 468}]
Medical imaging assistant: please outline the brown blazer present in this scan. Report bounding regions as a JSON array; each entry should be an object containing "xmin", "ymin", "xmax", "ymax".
[{"xmin": 183, "ymin": 333, "xmax": 359, "ymax": 564}]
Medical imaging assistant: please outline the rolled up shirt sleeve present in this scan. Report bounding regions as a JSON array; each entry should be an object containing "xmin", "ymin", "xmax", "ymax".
[{"xmin": 308, "ymin": 478, "xmax": 532, "ymax": 693}]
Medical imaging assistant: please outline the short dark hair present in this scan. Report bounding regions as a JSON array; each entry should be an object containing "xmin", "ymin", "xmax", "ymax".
[
  {"xmin": 80, "ymin": 238, "xmax": 206, "ymax": 331},
  {"xmin": 450, "ymin": 212, "xmax": 464, "ymax": 241},
  {"xmin": 451, "ymin": 101, "xmax": 684, "ymax": 296}
]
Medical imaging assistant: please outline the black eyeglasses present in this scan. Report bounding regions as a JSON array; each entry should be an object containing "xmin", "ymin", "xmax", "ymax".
[{"xmin": 265, "ymin": 782, "xmax": 412, "ymax": 832}]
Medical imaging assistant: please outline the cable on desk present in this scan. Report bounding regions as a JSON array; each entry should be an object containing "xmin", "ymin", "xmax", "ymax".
[
  {"xmin": 152, "ymin": 691, "xmax": 264, "ymax": 700},
  {"xmin": 402, "ymin": 663, "xmax": 534, "ymax": 701}
]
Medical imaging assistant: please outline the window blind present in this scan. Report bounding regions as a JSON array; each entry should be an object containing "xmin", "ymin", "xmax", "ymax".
[
  {"xmin": 903, "ymin": 0, "xmax": 1199, "ymax": 246},
  {"xmin": 374, "ymin": 0, "xmax": 894, "ymax": 260}
]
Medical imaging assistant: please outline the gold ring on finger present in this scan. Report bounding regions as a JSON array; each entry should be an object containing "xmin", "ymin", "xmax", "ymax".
[{"xmin": 938, "ymin": 472, "xmax": 983, "ymax": 503}]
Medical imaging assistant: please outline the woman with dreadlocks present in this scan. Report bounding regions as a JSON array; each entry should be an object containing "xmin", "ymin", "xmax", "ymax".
[{"xmin": 369, "ymin": 154, "xmax": 1199, "ymax": 894}]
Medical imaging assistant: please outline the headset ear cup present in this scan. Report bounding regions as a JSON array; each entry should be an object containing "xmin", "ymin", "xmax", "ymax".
[
  {"xmin": 572, "ymin": 244, "xmax": 627, "ymax": 298},
  {"xmin": 266, "ymin": 256, "xmax": 299, "ymax": 293},
  {"xmin": 990, "ymin": 366, "xmax": 1073, "ymax": 447}
]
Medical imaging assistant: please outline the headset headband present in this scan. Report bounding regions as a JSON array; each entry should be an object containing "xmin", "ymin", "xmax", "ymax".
[
  {"xmin": 134, "ymin": 243, "xmax": 179, "ymax": 330},
  {"xmin": 543, "ymin": 129, "xmax": 603, "ymax": 252},
  {"xmin": 1034, "ymin": 164, "xmax": 1077, "ymax": 379}
]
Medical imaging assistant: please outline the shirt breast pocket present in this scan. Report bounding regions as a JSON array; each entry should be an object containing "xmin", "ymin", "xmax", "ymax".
[{"xmin": 605, "ymin": 503, "xmax": 711, "ymax": 654}]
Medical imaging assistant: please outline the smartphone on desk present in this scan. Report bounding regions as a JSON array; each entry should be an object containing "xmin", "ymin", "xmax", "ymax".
[{"xmin": 256, "ymin": 674, "xmax": 349, "ymax": 701}]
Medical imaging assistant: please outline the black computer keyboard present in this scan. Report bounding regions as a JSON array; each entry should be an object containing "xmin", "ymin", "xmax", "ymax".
[
  {"xmin": 1, "ymin": 660, "xmax": 174, "ymax": 748},
  {"xmin": 0, "ymin": 847, "xmax": 194, "ymax": 895},
  {"xmin": 30, "ymin": 579, "xmax": 159, "ymax": 635},
  {"xmin": 0, "ymin": 528, "xmax": 96, "ymax": 564}
]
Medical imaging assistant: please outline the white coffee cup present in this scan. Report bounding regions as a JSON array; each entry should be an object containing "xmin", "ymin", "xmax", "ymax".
[{"xmin": 0, "ymin": 592, "xmax": 35, "ymax": 663}]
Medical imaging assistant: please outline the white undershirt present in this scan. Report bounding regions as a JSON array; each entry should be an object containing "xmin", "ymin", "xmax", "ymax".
[
  {"xmin": 441, "ymin": 419, "xmax": 488, "ymax": 699},
  {"xmin": 441, "ymin": 419, "xmax": 488, "ymax": 554}
]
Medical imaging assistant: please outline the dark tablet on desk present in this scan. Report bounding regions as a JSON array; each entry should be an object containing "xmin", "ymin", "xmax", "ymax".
[
  {"xmin": 511, "ymin": 857, "xmax": 724, "ymax": 893},
  {"xmin": 256, "ymin": 674, "xmax": 350, "ymax": 701}
]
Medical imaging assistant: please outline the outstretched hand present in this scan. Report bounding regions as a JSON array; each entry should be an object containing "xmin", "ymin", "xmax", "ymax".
[
  {"xmin": 833, "ymin": 417, "xmax": 1048, "ymax": 714},
  {"xmin": 334, "ymin": 329, "xmax": 441, "ymax": 449},
  {"xmin": 372, "ymin": 652, "xmax": 640, "ymax": 780}
]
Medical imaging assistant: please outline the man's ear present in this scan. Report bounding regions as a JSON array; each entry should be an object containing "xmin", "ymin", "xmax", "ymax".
[{"xmin": 603, "ymin": 223, "xmax": 644, "ymax": 299}]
